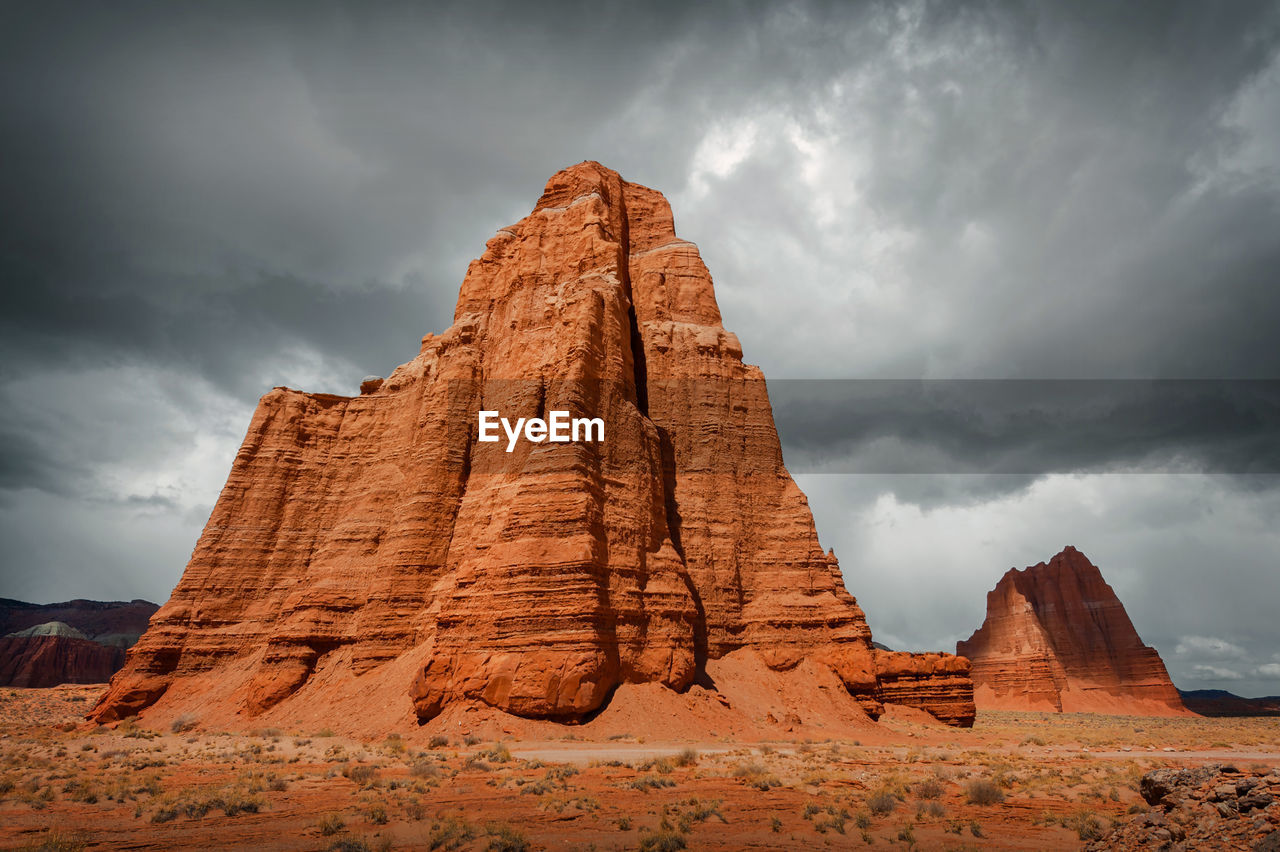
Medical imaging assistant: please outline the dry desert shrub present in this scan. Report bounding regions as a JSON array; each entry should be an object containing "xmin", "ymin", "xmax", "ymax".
[
  {"xmin": 916, "ymin": 799, "xmax": 946, "ymax": 818},
  {"xmin": 426, "ymin": 816, "xmax": 474, "ymax": 849},
  {"xmin": 639, "ymin": 756, "xmax": 674, "ymax": 774},
  {"xmin": 964, "ymin": 778, "xmax": 1005, "ymax": 805},
  {"xmin": 629, "ymin": 775, "xmax": 676, "ymax": 792},
  {"xmin": 170, "ymin": 714, "xmax": 198, "ymax": 734},
  {"xmin": 867, "ymin": 790, "xmax": 897, "ymax": 815},
  {"xmin": 638, "ymin": 825, "xmax": 687, "ymax": 852},
  {"xmin": 1065, "ymin": 809, "xmax": 1106, "ymax": 841},
  {"xmin": 317, "ymin": 813, "xmax": 345, "ymax": 836},
  {"xmin": 16, "ymin": 829, "xmax": 87, "ymax": 851},
  {"xmin": 341, "ymin": 763, "xmax": 378, "ymax": 787},
  {"xmin": 672, "ymin": 797, "xmax": 723, "ymax": 829},
  {"xmin": 483, "ymin": 823, "xmax": 529, "ymax": 852},
  {"xmin": 729, "ymin": 760, "xmax": 780, "ymax": 789},
  {"xmin": 914, "ymin": 778, "xmax": 943, "ymax": 799},
  {"xmin": 409, "ymin": 757, "xmax": 440, "ymax": 779},
  {"xmin": 150, "ymin": 784, "xmax": 264, "ymax": 823}
]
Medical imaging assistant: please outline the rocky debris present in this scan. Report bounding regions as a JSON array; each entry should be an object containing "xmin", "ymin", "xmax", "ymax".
[
  {"xmin": 1089, "ymin": 764, "xmax": 1280, "ymax": 851},
  {"xmin": 89, "ymin": 162, "xmax": 974, "ymax": 731},
  {"xmin": 359, "ymin": 375, "xmax": 384, "ymax": 394},
  {"xmin": 957, "ymin": 546, "xmax": 1189, "ymax": 716}
]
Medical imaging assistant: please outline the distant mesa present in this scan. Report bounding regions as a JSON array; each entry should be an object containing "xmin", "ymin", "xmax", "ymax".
[
  {"xmin": 89, "ymin": 161, "xmax": 975, "ymax": 733},
  {"xmin": 0, "ymin": 599, "xmax": 159, "ymax": 687},
  {"xmin": 957, "ymin": 546, "xmax": 1190, "ymax": 716},
  {"xmin": 1179, "ymin": 689, "xmax": 1280, "ymax": 718}
]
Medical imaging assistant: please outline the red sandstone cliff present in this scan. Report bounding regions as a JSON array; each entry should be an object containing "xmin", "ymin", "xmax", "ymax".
[
  {"xmin": 957, "ymin": 546, "xmax": 1189, "ymax": 716},
  {"xmin": 0, "ymin": 600, "xmax": 158, "ymax": 687},
  {"xmin": 90, "ymin": 162, "xmax": 973, "ymax": 731},
  {"xmin": 0, "ymin": 634, "xmax": 126, "ymax": 687},
  {"xmin": 0, "ymin": 598, "xmax": 158, "ymax": 649}
]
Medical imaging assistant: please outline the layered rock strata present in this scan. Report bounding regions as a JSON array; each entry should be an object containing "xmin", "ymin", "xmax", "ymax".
[
  {"xmin": 0, "ymin": 633, "xmax": 126, "ymax": 687},
  {"xmin": 0, "ymin": 600, "xmax": 158, "ymax": 687},
  {"xmin": 91, "ymin": 162, "xmax": 974, "ymax": 729},
  {"xmin": 958, "ymin": 546, "xmax": 1189, "ymax": 715},
  {"xmin": 0, "ymin": 598, "xmax": 158, "ymax": 649}
]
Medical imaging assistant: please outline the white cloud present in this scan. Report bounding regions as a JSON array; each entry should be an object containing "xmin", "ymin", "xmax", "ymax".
[
  {"xmin": 1175, "ymin": 635, "xmax": 1249, "ymax": 659},
  {"xmin": 687, "ymin": 117, "xmax": 760, "ymax": 198},
  {"xmin": 1190, "ymin": 664, "xmax": 1245, "ymax": 681}
]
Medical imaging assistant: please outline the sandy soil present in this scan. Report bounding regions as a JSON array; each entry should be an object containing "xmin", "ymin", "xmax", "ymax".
[{"xmin": 2, "ymin": 685, "xmax": 1278, "ymax": 851}]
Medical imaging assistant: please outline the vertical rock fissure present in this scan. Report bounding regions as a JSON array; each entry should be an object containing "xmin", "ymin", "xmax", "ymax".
[{"xmin": 615, "ymin": 186, "xmax": 649, "ymax": 417}]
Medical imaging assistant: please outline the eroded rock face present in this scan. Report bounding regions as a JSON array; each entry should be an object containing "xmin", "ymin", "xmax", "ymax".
[
  {"xmin": 957, "ymin": 546, "xmax": 1189, "ymax": 716},
  {"xmin": 91, "ymin": 162, "xmax": 973, "ymax": 729},
  {"xmin": 0, "ymin": 598, "xmax": 158, "ymax": 649},
  {"xmin": 0, "ymin": 635, "xmax": 126, "ymax": 687}
]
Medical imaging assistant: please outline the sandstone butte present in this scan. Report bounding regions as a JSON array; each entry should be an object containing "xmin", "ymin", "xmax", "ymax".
[
  {"xmin": 90, "ymin": 162, "xmax": 975, "ymax": 734},
  {"xmin": 0, "ymin": 598, "xmax": 158, "ymax": 688},
  {"xmin": 957, "ymin": 546, "xmax": 1191, "ymax": 716},
  {"xmin": 0, "ymin": 633, "xmax": 125, "ymax": 688}
]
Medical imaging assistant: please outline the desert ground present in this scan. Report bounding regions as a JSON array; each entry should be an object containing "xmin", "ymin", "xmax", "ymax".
[{"xmin": 2, "ymin": 686, "xmax": 1278, "ymax": 850}]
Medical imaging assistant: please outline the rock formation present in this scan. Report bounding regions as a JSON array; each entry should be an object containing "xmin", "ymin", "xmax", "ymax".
[
  {"xmin": 0, "ymin": 598, "xmax": 158, "ymax": 649},
  {"xmin": 1088, "ymin": 764, "xmax": 1280, "ymax": 850},
  {"xmin": 0, "ymin": 633, "xmax": 125, "ymax": 687},
  {"xmin": 0, "ymin": 599, "xmax": 158, "ymax": 687},
  {"xmin": 90, "ymin": 162, "xmax": 974, "ymax": 730},
  {"xmin": 957, "ymin": 546, "xmax": 1189, "ymax": 715}
]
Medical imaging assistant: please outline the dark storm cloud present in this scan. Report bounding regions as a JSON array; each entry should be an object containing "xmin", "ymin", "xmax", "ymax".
[
  {"xmin": 2, "ymin": 1, "xmax": 1279, "ymax": 692},
  {"xmin": 771, "ymin": 379, "xmax": 1280, "ymax": 475}
]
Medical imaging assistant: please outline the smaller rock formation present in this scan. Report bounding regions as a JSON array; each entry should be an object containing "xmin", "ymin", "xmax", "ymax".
[
  {"xmin": 0, "ymin": 599, "xmax": 158, "ymax": 686},
  {"xmin": 0, "ymin": 634, "xmax": 125, "ymax": 687},
  {"xmin": 957, "ymin": 546, "xmax": 1189, "ymax": 715},
  {"xmin": 1088, "ymin": 764, "xmax": 1280, "ymax": 851},
  {"xmin": 0, "ymin": 598, "xmax": 158, "ymax": 648},
  {"xmin": 872, "ymin": 649, "xmax": 974, "ymax": 727}
]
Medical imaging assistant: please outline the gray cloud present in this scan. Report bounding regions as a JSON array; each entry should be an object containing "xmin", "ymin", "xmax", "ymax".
[{"xmin": 2, "ymin": 0, "xmax": 1279, "ymax": 695}]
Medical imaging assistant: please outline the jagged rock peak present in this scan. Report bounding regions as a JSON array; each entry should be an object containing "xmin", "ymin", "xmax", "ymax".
[{"xmin": 958, "ymin": 547, "xmax": 1189, "ymax": 716}]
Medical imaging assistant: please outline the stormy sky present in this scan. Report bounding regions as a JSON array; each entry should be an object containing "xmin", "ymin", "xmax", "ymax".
[{"xmin": 3, "ymin": 1, "xmax": 1279, "ymax": 696}]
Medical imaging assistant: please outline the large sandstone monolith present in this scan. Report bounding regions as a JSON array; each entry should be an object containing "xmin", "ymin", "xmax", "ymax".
[
  {"xmin": 958, "ymin": 546, "xmax": 1190, "ymax": 716},
  {"xmin": 91, "ymin": 162, "xmax": 974, "ymax": 730}
]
